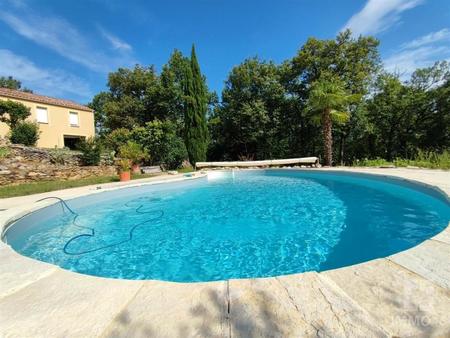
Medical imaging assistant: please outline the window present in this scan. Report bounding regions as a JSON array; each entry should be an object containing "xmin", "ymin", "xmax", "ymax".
[
  {"xmin": 36, "ymin": 107, "xmax": 48, "ymax": 123},
  {"xmin": 69, "ymin": 112, "xmax": 79, "ymax": 126}
]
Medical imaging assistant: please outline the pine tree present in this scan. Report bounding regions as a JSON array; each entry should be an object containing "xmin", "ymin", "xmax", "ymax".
[{"xmin": 184, "ymin": 45, "xmax": 208, "ymax": 166}]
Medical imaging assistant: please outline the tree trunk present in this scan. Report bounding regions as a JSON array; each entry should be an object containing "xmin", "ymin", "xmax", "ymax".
[
  {"xmin": 322, "ymin": 109, "xmax": 333, "ymax": 166},
  {"xmin": 339, "ymin": 132, "xmax": 345, "ymax": 166}
]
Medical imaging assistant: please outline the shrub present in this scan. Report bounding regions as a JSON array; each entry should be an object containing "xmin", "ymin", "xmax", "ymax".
[
  {"xmin": 78, "ymin": 137, "xmax": 101, "ymax": 166},
  {"xmin": 103, "ymin": 120, "xmax": 188, "ymax": 169},
  {"xmin": 353, "ymin": 150, "xmax": 450, "ymax": 170},
  {"xmin": 394, "ymin": 150, "xmax": 450, "ymax": 169},
  {"xmin": 104, "ymin": 128, "xmax": 131, "ymax": 152},
  {"xmin": 130, "ymin": 120, "xmax": 187, "ymax": 169},
  {"xmin": 9, "ymin": 121, "xmax": 40, "ymax": 146},
  {"xmin": 100, "ymin": 150, "xmax": 116, "ymax": 166},
  {"xmin": 0, "ymin": 146, "xmax": 9, "ymax": 159},
  {"xmin": 117, "ymin": 158, "xmax": 132, "ymax": 172},
  {"xmin": 118, "ymin": 141, "xmax": 149, "ymax": 165},
  {"xmin": 163, "ymin": 136, "xmax": 188, "ymax": 169},
  {"xmin": 0, "ymin": 100, "xmax": 31, "ymax": 128},
  {"xmin": 353, "ymin": 157, "xmax": 392, "ymax": 167},
  {"xmin": 48, "ymin": 148, "xmax": 75, "ymax": 165}
]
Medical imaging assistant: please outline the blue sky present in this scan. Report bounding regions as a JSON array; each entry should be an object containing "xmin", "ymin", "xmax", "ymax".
[{"xmin": 0, "ymin": 0, "xmax": 449, "ymax": 104}]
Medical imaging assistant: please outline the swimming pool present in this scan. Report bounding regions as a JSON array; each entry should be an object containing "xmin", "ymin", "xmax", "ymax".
[{"xmin": 3, "ymin": 170, "xmax": 450, "ymax": 282}]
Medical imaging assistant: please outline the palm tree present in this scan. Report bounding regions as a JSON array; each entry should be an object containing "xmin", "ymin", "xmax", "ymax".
[{"xmin": 306, "ymin": 73, "xmax": 358, "ymax": 166}]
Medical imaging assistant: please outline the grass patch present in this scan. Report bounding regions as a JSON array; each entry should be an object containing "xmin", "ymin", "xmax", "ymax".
[
  {"xmin": 177, "ymin": 166, "xmax": 194, "ymax": 173},
  {"xmin": 353, "ymin": 158, "xmax": 393, "ymax": 167},
  {"xmin": 353, "ymin": 150, "xmax": 450, "ymax": 170},
  {"xmin": 0, "ymin": 176, "xmax": 118, "ymax": 198},
  {"xmin": 0, "ymin": 172, "xmax": 176, "ymax": 198}
]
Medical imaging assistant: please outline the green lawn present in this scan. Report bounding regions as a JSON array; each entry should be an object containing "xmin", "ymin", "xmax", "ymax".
[{"xmin": 0, "ymin": 168, "xmax": 194, "ymax": 198}]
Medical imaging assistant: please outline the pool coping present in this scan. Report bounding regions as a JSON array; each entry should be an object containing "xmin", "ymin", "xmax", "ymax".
[{"xmin": 0, "ymin": 167, "xmax": 449, "ymax": 337}]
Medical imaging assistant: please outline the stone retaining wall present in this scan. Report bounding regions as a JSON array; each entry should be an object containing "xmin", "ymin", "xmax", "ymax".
[{"xmin": 0, "ymin": 143, "xmax": 117, "ymax": 186}]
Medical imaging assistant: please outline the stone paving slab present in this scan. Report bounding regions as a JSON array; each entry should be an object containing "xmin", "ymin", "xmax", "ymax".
[
  {"xmin": 276, "ymin": 272, "xmax": 389, "ymax": 337},
  {"xmin": 0, "ymin": 168, "xmax": 449, "ymax": 337},
  {"xmin": 0, "ymin": 269, "xmax": 143, "ymax": 338},
  {"xmin": 228, "ymin": 277, "xmax": 314, "ymax": 337},
  {"xmin": 389, "ymin": 239, "xmax": 450, "ymax": 290},
  {"xmin": 432, "ymin": 227, "xmax": 450, "ymax": 245},
  {"xmin": 323, "ymin": 258, "xmax": 450, "ymax": 337},
  {"xmin": 0, "ymin": 244, "xmax": 57, "ymax": 298},
  {"xmin": 324, "ymin": 167, "xmax": 450, "ymax": 196},
  {"xmin": 100, "ymin": 280, "xmax": 228, "ymax": 338}
]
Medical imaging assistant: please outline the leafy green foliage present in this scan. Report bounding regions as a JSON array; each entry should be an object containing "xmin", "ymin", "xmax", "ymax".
[
  {"xmin": 306, "ymin": 73, "xmax": 356, "ymax": 166},
  {"xmin": 0, "ymin": 76, "xmax": 32, "ymax": 92},
  {"xmin": 91, "ymin": 32, "xmax": 449, "ymax": 168},
  {"xmin": 396, "ymin": 150, "xmax": 450, "ymax": 169},
  {"xmin": 103, "ymin": 128, "xmax": 131, "ymax": 153},
  {"xmin": 48, "ymin": 148, "xmax": 76, "ymax": 165},
  {"xmin": 90, "ymin": 52, "xmax": 190, "ymax": 134},
  {"xmin": 131, "ymin": 120, "xmax": 187, "ymax": 169},
  {"xmin": 183, "ymin": 45, "xmax": 208, "ymax": 165},
  {"xmin": 118, "ymin": 141, "xmax": 149, "ymax": 165},
  {"xmin": 209, "ymin": 58, "xmax": 287, "ymax": 160},
  {"xmin": 159, "ymin": 50, "xmax": 190, "ymax": 126},
  {"xmin": 88, "ymin": 91, "xmax": 111, "ymax": 133},
  {"xmin": 0, "ymin": 146, "xmax": 10, "ymax": 158},
  {"xmin": 306, "ymin": 73, "xmax": 356, "ymax": 123},
  {"xmin": 78, "ymin": 137, "xmax": 101, "ymax": 166},
  {"xmin": 289, "ymin": 31, "xmax": 380, "ymax": 164},
  {"xmin": 95, "ymin": 65, "xmax": 161, "ymax": 130},
  {"xmin": 117, "ymin": 158, "xmax": 132, "ymax": 172},
  {"xmin": 9, "ymin": 121, "xmax": 39, "ymax": 146},
  {"xmin": 0, "ymin": 100, "xmax": 31, "ymax": 128},
  {"xmin": 354, "ymin": 150, "xmax": 450, "ymax": 170},
  {"xmin": 364, "ymin": 63, "xmax": 450, "ymax": 161}
]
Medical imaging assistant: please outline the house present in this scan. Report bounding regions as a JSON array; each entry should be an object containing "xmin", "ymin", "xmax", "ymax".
[{"xmin": 0, "ymin": 88, "xmax": 95, "ymax": 149}]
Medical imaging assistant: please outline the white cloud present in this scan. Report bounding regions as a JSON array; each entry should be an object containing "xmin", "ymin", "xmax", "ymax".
[
  {"xmin": 400, "ymin": 28, "xmax": 450, "ymax": 49},
  {"xmin": 384, "ymin": 29, "xmax": 450, "ymax": 79},
  {"xmin": 385, "ymin": 46, "xmax": 450, "ymax": 76},
  {"xmin": 98, "ymin": 27, "xmax": 132, "ymax": 52},
  {"xmin": 342, "ymin": 0, "xmax": 423, "ymax": 36},
  {"xmin": 0, "ymin": 6, "xmax": 136, "ymax": 73},
  {"xmin": 0, "ymin": 49, "xmax": 91, "ymax": 100}
]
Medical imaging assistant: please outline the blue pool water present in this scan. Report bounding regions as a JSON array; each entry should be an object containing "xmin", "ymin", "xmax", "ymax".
[{"xmin": 3, "ymin": 170, "xmax": 450, "ymax": 282}]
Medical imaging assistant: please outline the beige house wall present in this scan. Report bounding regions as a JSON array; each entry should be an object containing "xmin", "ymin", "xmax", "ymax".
[{"xmin": 0, "ymin": 96, "xmax": 95, "ymax": 148}]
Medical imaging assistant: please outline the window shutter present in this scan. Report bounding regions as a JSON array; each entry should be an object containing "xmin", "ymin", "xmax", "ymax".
[
  {"xmin": 69, "ymin": 112, "xmax": 79, "ymax": 126},
  {"xmin": 36, "ymin": 107, "xmax": 48, "ymax": 123}
]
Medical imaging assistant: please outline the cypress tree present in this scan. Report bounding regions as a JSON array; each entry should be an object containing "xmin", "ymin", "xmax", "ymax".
[{"xmin": 183, "ymin": 44, "xmax": 208, "ymax": 166}]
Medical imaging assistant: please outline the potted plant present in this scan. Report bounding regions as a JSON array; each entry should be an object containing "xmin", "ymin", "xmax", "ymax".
[
  {"xmin": 118, "ymin": 141, "xmax": 149, "ymax": 174},
  {"xmin": 117, "ymin": 158, "xmax": 131, "ymax": 181}
]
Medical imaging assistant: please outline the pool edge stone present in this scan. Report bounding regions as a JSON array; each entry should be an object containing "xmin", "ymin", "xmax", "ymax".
[{"xmin": 0, "ymin": 168, "xmax": 449, "ymax": 337}]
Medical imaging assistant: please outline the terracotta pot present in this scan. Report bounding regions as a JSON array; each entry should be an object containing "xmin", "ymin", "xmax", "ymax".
[
  {"xmin": 131, "ymin": 164, "xmax": 141, "ymax": 174},
  {"xmin": 119, "ymin": 171, "xmax": 131, "ymax": 181}
]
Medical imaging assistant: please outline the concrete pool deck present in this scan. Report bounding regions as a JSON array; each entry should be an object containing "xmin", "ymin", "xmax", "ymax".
[{"xmin": 0, "ymin": 168, "xmax": 449, "ymax": 337}]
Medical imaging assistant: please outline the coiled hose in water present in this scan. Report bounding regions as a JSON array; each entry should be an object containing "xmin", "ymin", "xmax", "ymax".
[{"xmin": 36, "ymin": 196, "xmax": 164, "ymax": 255}]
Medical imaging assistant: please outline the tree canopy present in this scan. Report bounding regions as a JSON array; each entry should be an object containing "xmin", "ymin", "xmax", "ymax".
[
  {"xmin": 90, "ymin": 32, "xmax": 449, "ymax": 167},
  {"xmin": 0, "ymin": 76, "xmax": 33, "ymax": 93},
  {"xmin": 183, "ymin": 45, "xmax": 209, "ymax": 165},
  {"xmin": 306, "ymin": 73, "xmax": 357, "ymax": 165},
  {"xmin": 0, "ymin": 100, "xmax": 31, "ymax": 128}
]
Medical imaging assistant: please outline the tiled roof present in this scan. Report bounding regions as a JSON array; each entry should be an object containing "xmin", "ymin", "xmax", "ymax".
[{"xmin": 0, "ymin": 87, "xmax": 93, "ymax": 112}]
